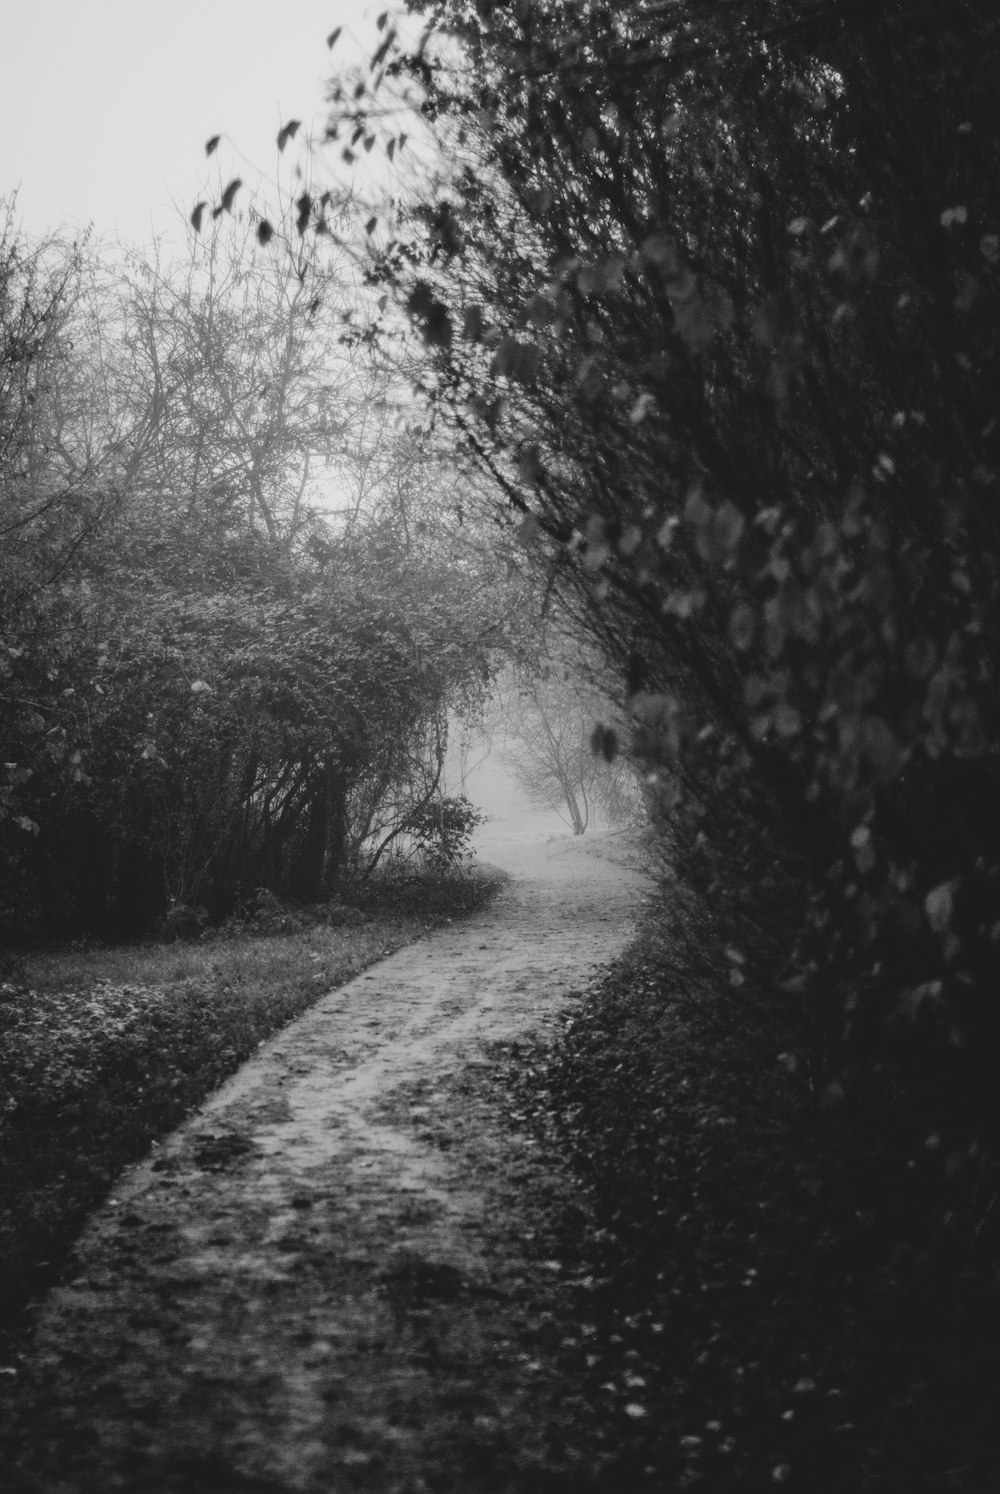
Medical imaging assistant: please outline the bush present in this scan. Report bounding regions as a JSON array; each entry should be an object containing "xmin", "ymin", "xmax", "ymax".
[
  {"xmin": 406, "ymin": 793, "xmax": 484, "ymax": 869},
  {"xmin": 506, "ymin": 913, "xmax": 1000, "ymax": 1490},
  {"xmin": 337, "ymin": 0, "xmax": 1000, "ymax": 1166}
]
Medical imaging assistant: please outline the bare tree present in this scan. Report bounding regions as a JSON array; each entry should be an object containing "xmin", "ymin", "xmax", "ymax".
[
  {"xmin": 110, "ymin": 211, "xmax": 382, "ymax": 548},
  {"xmin": 495, "ymin": 643, "xmax": 641, "ymax": 835}
]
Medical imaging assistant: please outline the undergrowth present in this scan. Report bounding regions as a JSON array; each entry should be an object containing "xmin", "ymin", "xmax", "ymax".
[
  {"xmin": 0, "ymin": 862, "xmax": 505, "ymax": 1359},
  {"xmin": 499, "ymin": 916, "xmax": 1000, "ymax": 1493}
]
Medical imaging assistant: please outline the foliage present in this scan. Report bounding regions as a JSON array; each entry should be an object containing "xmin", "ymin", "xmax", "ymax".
[
  {"xmin": 1, "ymin": 209, "xmax": 509, "ymax": 940},
  {"xmin": 225, "ymin": 16, "xmax": 1000, "ymax": 1476},
  {"xmin": 403, "ymin": 791, "xmax": 484, "ymax": 868},
  {"xmin": 2, "ymin": 519, "xmax": 501, "ymax": 936},
  {"xmin": 497, "ymin": 912, "xmax": 1000, "ymax": 1491},
  {"xmin": 304, "ymin": 0, "xmax": 1000, "ymax": 1162}
]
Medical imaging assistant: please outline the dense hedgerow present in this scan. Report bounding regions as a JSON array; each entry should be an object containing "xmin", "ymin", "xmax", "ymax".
[
  {"xmin": 310, "ymin": 0, "xmax": 1000, "ymax": 1169},
  {"xmin": 501, "ymin": 910, "xmax": 1000, "ymax": 1491}
]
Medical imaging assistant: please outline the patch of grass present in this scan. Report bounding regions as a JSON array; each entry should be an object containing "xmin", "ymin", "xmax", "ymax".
[
  {"xmin": 499, "ymin": 915, "xmax": 1000, "ymax": 1492},
  {"xmin": 0, "ymin": 863, "xmax": 505, "ymax": 1358}
]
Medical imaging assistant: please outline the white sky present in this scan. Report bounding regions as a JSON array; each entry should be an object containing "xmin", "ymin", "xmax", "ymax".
[{"xmin": 0, "ymin": 1, "xmax": 388, "ymax": 247}]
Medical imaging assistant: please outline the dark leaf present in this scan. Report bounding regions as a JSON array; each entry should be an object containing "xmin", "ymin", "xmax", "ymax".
[
  {"xmin": 424, "ymin": 304, "xmax": 452, "ymax": 348},
  {"xmin": 256, "ymin": 219, "xmax": 274, "ymax": 247},
  {"xmin": 190, "ymin": 201, "xmax": 207, "ymax": 233},
  {"xmin": 205, "ymin": 135, "xmax": 221, "ymax": 157},
  {"xmin": 277, "ymin": 119, "xmax": 301, "ymax": 153},
  {"xmin": 221, "ymin": 178, "xmax": 242, "ymax": 213},
  {"xmin": 590, "ymin": 725, "xmax": 619, "ymax": 765},
  {"xmin": 407, "ymin": 283, "xmax": 452, "ymax": 348},
  {"xmin": 327, "ymin": 26, "xmax": 342, "ymax": 48}
]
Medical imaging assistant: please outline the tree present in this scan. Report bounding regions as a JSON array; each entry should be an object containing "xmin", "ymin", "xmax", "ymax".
[
  {"xmin": 494, "ymin": 644, "xmax": 641, "ymax": 834},
  {"xmin": 1, "ymin": 209, "xmax": 511, "ymax": 939},
  {"xmin": 1, "ymin": 209, "xmax": 128, "ymax": 875},
  {"xmin": 211, "ymin": 11, "xmax": 1000, "ymax": 1481},
  {"xmin": 298, "ymin": 0, "xmax": 1000, "ymax": 1150},
  {"xmin": 111, "ymin": 215, "xmax": 376, "ymax": 548}
]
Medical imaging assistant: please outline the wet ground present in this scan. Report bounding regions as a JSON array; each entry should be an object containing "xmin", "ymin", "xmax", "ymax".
[{"xmin": 2, "ymin": 833, "xmax": 649, "ymax": 1493}]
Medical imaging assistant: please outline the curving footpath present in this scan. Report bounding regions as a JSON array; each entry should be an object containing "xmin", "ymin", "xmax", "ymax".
[{"xmin": 3, "ymin": 835, "xmax": 650, "ymax": 1494}]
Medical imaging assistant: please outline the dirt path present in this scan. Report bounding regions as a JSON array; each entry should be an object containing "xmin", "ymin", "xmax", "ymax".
[{"xmin": 4, "ymin": 835, "xmax": 650, "ymax": 1494}]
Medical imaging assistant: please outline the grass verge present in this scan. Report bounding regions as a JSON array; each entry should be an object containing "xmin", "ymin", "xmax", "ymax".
[
  {"xmin": 497, "ymin": 914, "xmax": 1000, "ymax": 1492},
  {"xmin": 0, "ymin": 863, "xmax": 506, "ymax": 1360}
]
